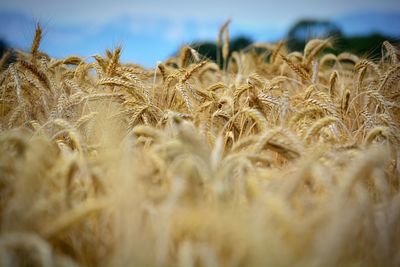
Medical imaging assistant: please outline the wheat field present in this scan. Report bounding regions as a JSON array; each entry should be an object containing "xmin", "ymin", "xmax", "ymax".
[{"xmin": 0, "ymin": 24, "xmax": 399, "ymax": 267}]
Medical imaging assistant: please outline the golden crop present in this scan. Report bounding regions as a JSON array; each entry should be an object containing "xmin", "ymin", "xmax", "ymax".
[{"xmin": 0, "ymin": 24, "xmax": 399, "ymax": 267}]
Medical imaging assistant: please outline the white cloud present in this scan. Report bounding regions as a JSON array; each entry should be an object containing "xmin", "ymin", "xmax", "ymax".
[
  {"xmin": 164, "ymin": 22, "xmax": 185, "ymax": 43},
  {"xmin": 196, "ymin": 26, "xmax": 219, "ymax": 40},
  {"xmin": 1, "ymin": 0, "xmax": 399, "ymax": 27}
]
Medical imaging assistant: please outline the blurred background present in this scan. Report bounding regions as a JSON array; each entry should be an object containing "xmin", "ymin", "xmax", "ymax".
[{"xmin": 0, "ymin": 0, "xmax": 399, "ymax": 67}]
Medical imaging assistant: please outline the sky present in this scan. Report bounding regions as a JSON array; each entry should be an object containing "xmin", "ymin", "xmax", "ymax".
[{"xmin": 0, "ymin": 0, "xmax": 399, "ymax": 67}]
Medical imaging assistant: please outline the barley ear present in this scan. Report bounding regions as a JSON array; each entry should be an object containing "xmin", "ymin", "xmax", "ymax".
[
  {"xmin": 31, "ymin": 23, "xmax": 42, "ymax": 58},
  {"xmin": 217, "ymin": 19, "xmax": 231, "ymax": 68}
]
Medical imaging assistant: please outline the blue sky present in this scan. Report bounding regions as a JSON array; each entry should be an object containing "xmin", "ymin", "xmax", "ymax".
[{"xmin": 1, "ymin": 0, "xmax": 399, "ymax": 67}]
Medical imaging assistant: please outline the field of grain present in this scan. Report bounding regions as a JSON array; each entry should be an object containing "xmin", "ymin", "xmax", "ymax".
[{"xmin": 0, "ymin": 24, "xmax": 399, "ymax": 267}]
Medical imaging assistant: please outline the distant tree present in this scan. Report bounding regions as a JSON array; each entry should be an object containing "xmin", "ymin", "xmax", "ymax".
[
  {"xmin": 191, "ymin": 41, "xmax": 217, "ymax": 62},
  {"xmin": 341, "ymin": 34, "xmax": 398, "ymax": 59},
  {"xmin": 191, "ymin": 36, "xmax": 252, "ymax": 64},
  {"xmin": 287, "ymin": 19, "xmax": 342, "ymax": 52},
  {"xmin": 0, "ymin": 39, "xmax": 15, "ymax": 70},
  {"xmin": 230, "ymin": 36, "xmax": 253, "ymax": 54},
  {"xmin": 0, "ymin": 39, "xmax": 8, "ymax": 56}
]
